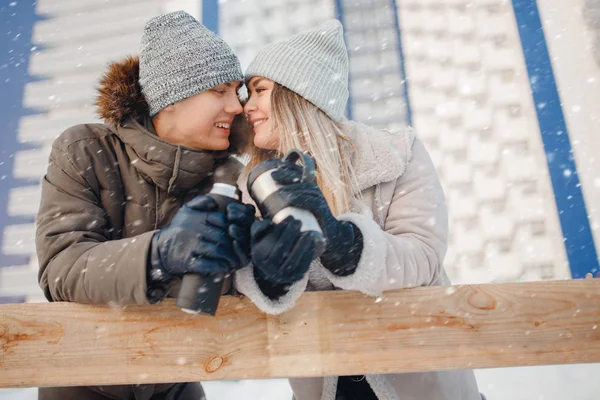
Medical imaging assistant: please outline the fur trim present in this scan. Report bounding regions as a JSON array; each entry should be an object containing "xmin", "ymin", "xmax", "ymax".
[
  {"xmin": 95, "ymin": 55, "xmax": 250, "ymax": 154},
  {"xmin": 96, "ymin": 56, "xmax": 148, "ymax": 126},
  {"xmin": 321, "ymin": 211, "xmax": 387, "ymax": 297},
  {"xmin": 234, "ymin": 265, "xmax": 309, "ymax": 314},
  {"xmin": 344, "ymin": 121, "xmax": 416, "ymax": 193},
  {"xmin": 306, "ymin": 262, "xmax": 334, "ymax": 291}
]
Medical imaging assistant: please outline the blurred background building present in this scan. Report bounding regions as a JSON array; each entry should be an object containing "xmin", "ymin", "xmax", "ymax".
[
  {"xmin": 1, "ymin": 0, "xmax": 599, "ymax": 304},
  {"xmin": 1, "ymin": 0, "xmax": 600, "ymax": 398}
]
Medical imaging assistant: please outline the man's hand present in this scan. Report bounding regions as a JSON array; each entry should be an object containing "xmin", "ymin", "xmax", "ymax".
[{"xmin": 149, "ymin": 196, "xmax": 240, "ymax": 283}]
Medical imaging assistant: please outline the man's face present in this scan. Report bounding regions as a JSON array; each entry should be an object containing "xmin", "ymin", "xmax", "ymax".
[{"xmin": 154, "ymin": 81, "xmax": 243, "ymax": 150}]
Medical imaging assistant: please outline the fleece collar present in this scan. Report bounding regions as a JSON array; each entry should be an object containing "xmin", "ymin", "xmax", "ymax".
[{"xmin": 342, "ymin": 121, "xmax": 416, "ymax": 193}]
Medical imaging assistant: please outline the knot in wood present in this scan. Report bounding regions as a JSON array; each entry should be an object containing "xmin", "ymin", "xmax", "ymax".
[
  {"xmin": 206, "ymin": 357, "xmax": 224, "ymax": 373},
  {"xmin": 467, "ymin": 290, "xmax": 497, "ymax": 311}
]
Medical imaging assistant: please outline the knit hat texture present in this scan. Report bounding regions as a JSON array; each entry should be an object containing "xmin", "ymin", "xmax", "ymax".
[
  {"xmin": 140, "ymin": 11, "xmax": 243, "ymax": 116},
  {"xmin": 246, "ymin": 19, "xmax": 349, "ymax": 122}
]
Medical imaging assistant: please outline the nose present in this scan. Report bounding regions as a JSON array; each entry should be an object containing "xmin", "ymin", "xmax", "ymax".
[
  {"xmin": 244, "ymin": 94, "xmax": 257, "ymax": 114},
  {"xmin": 225, "ymin": 93, "xmax": 243, "ymax": 115}
]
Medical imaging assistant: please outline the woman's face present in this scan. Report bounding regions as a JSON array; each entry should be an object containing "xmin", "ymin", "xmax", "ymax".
[{"xmin": 244, "ymin": 77, "xmax": 279, "ymax": 150}]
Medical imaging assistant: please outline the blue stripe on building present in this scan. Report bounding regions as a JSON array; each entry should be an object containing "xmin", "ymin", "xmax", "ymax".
[
  {"xmin": 0, "ymin": 2, "xmax": 41, "ymax": 303},
  {"xmin": 0, "ymin": 2, "xmax": 40, "ymax": 267},
  {"xmin": 334, "ymin": 0, "xmax": 354, "ymax": 120},
  {"xmin": 202, "ymin": 0, "xmax": 219, "ymax": 34},
  {"xmin": 390, "ymin": 0, "xmax": 413, "ymax": 127},
  {"xmin": 512, "ymin": 0, "xmax": 599, "ymax": 278}
]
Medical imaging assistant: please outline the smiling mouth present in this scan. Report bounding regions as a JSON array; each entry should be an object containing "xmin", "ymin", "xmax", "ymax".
[
  {"xmin": 252, "ymin": 118, "xmax": 267, "ymax": 128},
  {"xmin": 215, "ymin": 122, "xmax": 231, "ymax": 129}
]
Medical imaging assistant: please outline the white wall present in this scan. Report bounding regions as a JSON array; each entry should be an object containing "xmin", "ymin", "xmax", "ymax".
[
  {"xmin": 398, "ymin": 0, "xmax": 570, "ymax": 283},
  {"xmin": 537, "ymin": 0, "xmax": 600, "ymax": 268}
]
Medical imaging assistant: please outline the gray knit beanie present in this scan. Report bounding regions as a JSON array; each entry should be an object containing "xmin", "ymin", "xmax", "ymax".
[
  {"xmin": 245, "ymin": 20, "xmax": 349, "ymax": 122},
  {"xmin": 140, "ymin": 11, "xmax": 243, "ymax": 117}
]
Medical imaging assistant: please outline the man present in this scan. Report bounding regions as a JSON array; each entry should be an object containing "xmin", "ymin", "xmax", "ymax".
[{"xmin": 35, "ymin": 10, "xmax": 252, "ymax": 400}]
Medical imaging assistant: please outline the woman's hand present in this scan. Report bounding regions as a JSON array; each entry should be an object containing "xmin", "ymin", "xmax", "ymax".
[
  {"xmin": 226, "ymin": 202, "xmax": 256, "ymax": 268},
  {"xmin": 271, "ymin": 165, "xmax": 363, "ymax": 276},
  {"xmin": 250, "ymin": 216, "xmax": 322, "ymax": 284}
]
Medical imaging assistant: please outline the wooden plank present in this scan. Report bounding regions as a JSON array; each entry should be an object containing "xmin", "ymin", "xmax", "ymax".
[{"xmin": 1, "ymin": 280, "xmax": 599, "ymax": 388}]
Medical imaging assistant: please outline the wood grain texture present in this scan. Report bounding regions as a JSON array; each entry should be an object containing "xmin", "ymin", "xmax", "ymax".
[{"xmin": 1, "ymin": 280, "xmax": 599, "ymax": 388}]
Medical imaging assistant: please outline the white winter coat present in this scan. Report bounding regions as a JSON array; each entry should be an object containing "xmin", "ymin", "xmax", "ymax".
[{"xmin": 235, "ymin": 121, "xmax": 481, "ymax": 400}]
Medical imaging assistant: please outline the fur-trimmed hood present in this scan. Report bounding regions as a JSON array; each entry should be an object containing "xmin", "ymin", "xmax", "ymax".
[
  {"xmin": 96, "ymin": 56, "xmax": 149, "ymax": 126},
  {"xmin": 95, "ymin": 56, "xmax": 249, "ymax": 154}
]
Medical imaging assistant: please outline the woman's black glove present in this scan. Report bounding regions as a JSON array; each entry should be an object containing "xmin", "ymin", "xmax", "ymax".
[
  {"xmin": 271, "ymin": 165, "xmax": 364, "ymax": 276},
  {"xmin": 250, "ymin": 216, "xmax": 323, "ymax": 285},
  {"xmin": 225, "ymin": 201, "xmax": 256, "ymax": 268}
]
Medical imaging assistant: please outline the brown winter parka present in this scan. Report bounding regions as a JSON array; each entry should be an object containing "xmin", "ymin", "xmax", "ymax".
[{"xmin": 35, "ymin": 56, "xmax": 247, "ymax": 400}]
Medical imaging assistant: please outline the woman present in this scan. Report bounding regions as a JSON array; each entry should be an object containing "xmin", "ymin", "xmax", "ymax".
[{"xmin": 234, "ymin": 20, "xmax": 483, "ymax": 400}]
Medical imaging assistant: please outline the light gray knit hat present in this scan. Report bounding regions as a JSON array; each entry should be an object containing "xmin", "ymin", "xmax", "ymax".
[
  {"xmin": 245, "ymin": 19, "xmax": 349, "ymax": 122},
  {"xmin": 139, "ymin": 11, "xmax": 243, "ymax": 116}
]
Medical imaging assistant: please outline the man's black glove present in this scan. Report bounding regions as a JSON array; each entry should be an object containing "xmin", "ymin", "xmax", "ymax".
[
  {"xmin": 271, "ymin": 165, "xmax": 364, "ymax": 276},
  {"xmin": 250, "ymin": 216, "xmax": 323, "ymax": 285},
  {"xmin": 147, "ymin": 196, "xmax": 243, "ymax": 302}
]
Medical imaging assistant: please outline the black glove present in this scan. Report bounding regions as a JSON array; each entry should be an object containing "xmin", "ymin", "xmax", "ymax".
[
  {"xmin": 250, "ymin": 216, "xmax": 323, "ymax": 285},
  {"xmin": 147, "ymin": 196, "xmax": 240, "ymax": 302},
  {"xmin": 226, "ymin": 201, "xmax": 256, "ymax": 268},
  {"xmin": 271, "ymin": 165, "xmax": 364, "ymax": 276}
]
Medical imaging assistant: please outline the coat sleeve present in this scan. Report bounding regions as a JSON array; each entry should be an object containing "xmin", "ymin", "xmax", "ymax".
[
  {"xmin": 234, "ymin": 264, "xmax": 310, "ymax": 314},
  {"xmin": 36, "ymin": 129, "xmax": 155, "ymax": 305},
  {"xmin": 231, "ymin": 179, "xmax": 307, "ymax": 314},
  {"xmin": 323, "ymin": 138, "xmax": 449, "ymax": 296}
]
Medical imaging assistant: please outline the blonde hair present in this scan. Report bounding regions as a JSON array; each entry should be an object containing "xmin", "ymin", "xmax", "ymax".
[{"xmin": 246, "ymin": 83, "xmax": 359, "ymax": 216}]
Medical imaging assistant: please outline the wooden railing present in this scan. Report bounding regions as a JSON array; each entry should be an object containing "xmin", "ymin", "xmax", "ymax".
[{"xmin": 1, "ymin": 280, "xmax": 599, "ymax": 388}]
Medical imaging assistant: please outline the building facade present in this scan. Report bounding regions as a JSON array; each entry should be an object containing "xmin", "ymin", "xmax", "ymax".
[{"xmin": 0, "ymin": 0, "xmax": 598, "ymax": 304}]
